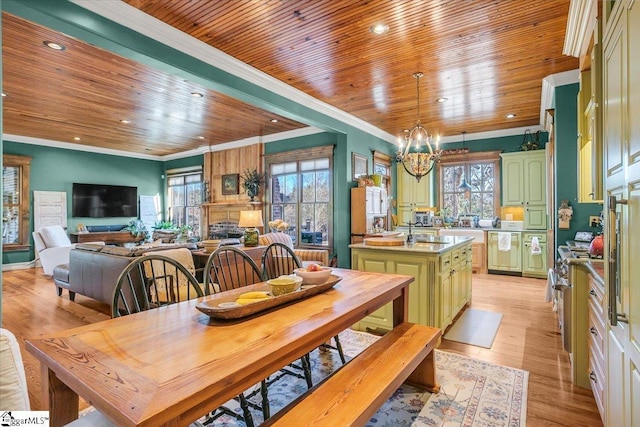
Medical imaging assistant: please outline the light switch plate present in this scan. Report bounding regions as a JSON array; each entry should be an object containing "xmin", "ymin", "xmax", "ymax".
[{"xmin": 589, "ymin": 216, "xmax": 601, "ymax": 227}]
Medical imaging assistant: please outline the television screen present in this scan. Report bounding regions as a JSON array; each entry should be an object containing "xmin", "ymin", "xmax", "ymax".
[{"xmin": 72, "ymin": 183, "xmax": 138, "ymax": 218}]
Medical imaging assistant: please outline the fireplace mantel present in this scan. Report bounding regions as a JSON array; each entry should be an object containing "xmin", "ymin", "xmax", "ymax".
[{"xmin": 201, "ymin": 202, "xmax": 263, "ymax": 238}]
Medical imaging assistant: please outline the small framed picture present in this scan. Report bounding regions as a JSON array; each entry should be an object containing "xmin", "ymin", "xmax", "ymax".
[
  {"xmin": 221, "ymin": 174, "xmax": 240, "ymax": 195},
  {"xmin": 352, "ymin": 153, "xmax": 368, "ymax": 181},
  {"xmin": 460, "ymin": 217, "xmax": 471, "ymax": 228},
  {"xmin": 432, "ymin": 216, "xmax": 444, "ymax": 227}
]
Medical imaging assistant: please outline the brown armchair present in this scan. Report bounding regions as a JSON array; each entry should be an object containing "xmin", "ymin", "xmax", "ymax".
[{"xmin": 258, "ymin": 232, "xmax": 329, "ymax": 266}]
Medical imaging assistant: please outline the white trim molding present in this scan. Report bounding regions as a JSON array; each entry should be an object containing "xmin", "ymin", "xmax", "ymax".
[
  {"xmin": 563, "ymin": 0, "xmax": 597, "ymax": 58},
  {"xmin": 540, "ymin": 70, "xmax": 580, "ymax": 126}
]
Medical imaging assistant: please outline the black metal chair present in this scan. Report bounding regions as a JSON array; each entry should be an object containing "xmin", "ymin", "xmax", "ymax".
[{"xmin": 111, "ymin": 253, "xmax": 256, "ymax": 427}]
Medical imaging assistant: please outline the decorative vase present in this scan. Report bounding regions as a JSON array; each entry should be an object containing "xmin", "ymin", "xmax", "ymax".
[{"xmin": 247, "ymin": 186, "xmax": 258, "ymax": 202}]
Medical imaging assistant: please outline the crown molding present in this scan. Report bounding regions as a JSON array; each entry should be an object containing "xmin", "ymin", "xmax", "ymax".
[
  {"xmin": 540, "ymin": 69, "xmax": 580, "ymax": 125},
  {"xmin": 563, "ymin": 0, "xmax": 597, "ymax": 58},
  {"xmin": 438, "ymin": 125, "xmax": 544, "ymax": 145},
  {"xmin": 4, "ymin": 126, "xmax": 325, "ymax": 162}
]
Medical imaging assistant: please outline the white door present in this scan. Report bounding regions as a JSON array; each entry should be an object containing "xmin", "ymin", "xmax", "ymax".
[
  {"xmin": 33, "ymin": 191, "xmax": 67, "ymax": 230},
  {"xmin": 603, "ymin": 2, "xmax": 640, "ymax": 425}
]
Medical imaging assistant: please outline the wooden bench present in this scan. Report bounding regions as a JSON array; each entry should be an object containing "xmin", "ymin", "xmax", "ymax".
[{"xmin": 263, "ymin": 322, "xmax": 441, "ymax": 426}]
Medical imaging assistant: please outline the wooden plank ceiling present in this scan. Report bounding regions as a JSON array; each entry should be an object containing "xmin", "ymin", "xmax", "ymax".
[{"xmin": 2, "ymin": 1, "xmax": 578, "ymax": 157}]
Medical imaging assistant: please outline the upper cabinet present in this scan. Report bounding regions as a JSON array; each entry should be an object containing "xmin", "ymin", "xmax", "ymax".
[
  {"xmin": 577, "ymin": 47, "xmax": 604, "ymax": 203},
  {"xmin": 500, "ymin": 150, "xmax": 547, "ymax": 230},
  {"xmin": 2, "ymin": 154, "xmax": 32, "ymax": 251},
  {"xmin": 396, "ymin": 166, "xmax": 433, "ymax": 226}
]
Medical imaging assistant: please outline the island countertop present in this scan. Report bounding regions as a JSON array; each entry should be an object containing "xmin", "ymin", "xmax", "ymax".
[{"xmin": 349, "ymin": 235, "xmax": 474, "ymax": 254}]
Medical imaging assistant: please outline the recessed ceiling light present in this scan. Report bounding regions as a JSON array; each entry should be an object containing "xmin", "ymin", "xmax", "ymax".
[
  {"xmin": 1, "ymin": 92, "xmax": 7, "ymax": 97},
  {"xmin": 120, "ymin": 119, "xmax": 131, "ymax": 124},
  {"xmin": 73, "ymin": 137, "xmax": 81, "ymax": 141},
  {"xmin": 270, "ymin": 119, "xmax": 279, "ymax": 123},
  {"xmin": 43, "ymin": 41, "xmax": 65, "ymax": 51},
  {"xmin": 370, "ymin": 23, "xmax": 389, "ymax": 35},
  {"xmin": 506, "ymin": 113, "xmax": 516, "ymax": 119},
  {"xmin": 191, "ymin": 92, "xmax": 204, "ymax": 98},
  {"xmin": 436, "ymin": 97, "xmax": 448, "ymax": 103},
  {"xmin": 197, "ymin": 136, "xmax": 205, "ymax": 140}
]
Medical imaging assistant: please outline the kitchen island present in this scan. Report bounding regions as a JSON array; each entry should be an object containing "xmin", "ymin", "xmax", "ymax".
[{"xmin": 350, "ymin": 235, "xmax": 473, "ymax": 333}]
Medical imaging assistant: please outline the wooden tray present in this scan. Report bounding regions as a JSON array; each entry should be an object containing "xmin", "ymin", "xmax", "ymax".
[{"xmin": 196, "ymin": 275, "xmax": 342, "ymax": 320}]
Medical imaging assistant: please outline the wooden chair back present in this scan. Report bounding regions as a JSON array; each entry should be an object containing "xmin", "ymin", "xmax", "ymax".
[
  {"xmin": 112, "ymin": 254, "xmax": 203, "ymax": 318},
  {"xmin": 203, "ymin": 246, "xmax": 263, "ymax": 293},
  {"xmin": 261, "ymin": 242, "xmax": 302, "ymax": 280}
]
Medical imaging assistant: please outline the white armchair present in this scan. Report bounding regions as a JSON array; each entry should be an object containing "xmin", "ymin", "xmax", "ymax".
[{"xmin": 32, "ymin": 225, "xmax": 103, "ymax": 276}]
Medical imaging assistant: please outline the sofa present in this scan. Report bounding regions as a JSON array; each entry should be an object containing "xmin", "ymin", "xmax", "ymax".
[{"xmin": 53, "ymin": 242, "xmax": 197, "ymax": 305}]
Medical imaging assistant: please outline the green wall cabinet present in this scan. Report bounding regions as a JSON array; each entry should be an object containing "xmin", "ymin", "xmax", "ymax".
[
  {"xmin": 500, "ymin": 150, "xmax": 548, "ymax": 230},
  {"xmin": 396, "ymin": 167, "xmax": 433, "ymax": 226}
]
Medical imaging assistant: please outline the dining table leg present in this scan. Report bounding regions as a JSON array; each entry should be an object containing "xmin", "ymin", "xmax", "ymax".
[
  {"xmin": 392, "ymin": 285, "xmax": 409, "ymax": 327},
  {"xmin": 45, "ymin": 367, "xmax": 79, "ymax": 427}
]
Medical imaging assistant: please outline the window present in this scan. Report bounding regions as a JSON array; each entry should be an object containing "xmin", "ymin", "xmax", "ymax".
[
  {"xmin": 167, "ymin": 168, "xmax": 203, "ymax": 238},
  {"xmin": 266, "ymin": 146, "xmax": 333, "ymax": 248},
  {"xmin": 438, "ymin": 151, "xmax": 500, "ymax": 220},
  {"xmin": 2, "ymin": 154, "xmax": 31, "ymax": 251}
]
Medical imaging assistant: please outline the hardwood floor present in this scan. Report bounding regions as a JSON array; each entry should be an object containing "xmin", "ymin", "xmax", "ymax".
[{"xmin": 1, "ymin": 268, "xmax": 603, "ymax": 426}]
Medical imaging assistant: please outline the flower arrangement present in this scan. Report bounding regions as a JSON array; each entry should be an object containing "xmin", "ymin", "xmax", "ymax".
[
  {"xmin": 268, "ymin": 219, "xmax": 290, "ymax": 232},
  {"xmin": 241, "ymin": 168, "xmax": 266, "ymax": 202}
]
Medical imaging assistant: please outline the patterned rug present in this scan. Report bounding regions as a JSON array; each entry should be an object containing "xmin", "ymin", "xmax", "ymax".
[{"xmin": 197, "ymin": 329, "xmax": 529, "ymax": 427}]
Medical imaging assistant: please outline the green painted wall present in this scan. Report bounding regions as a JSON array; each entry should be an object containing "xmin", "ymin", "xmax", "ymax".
[
  {"xmin": 2, "ymin": 141, "xmax": 165, "ymax": 264},
  {"xmin": 554, "ymin": 83, "xmax": 603, "ymax": 251}
]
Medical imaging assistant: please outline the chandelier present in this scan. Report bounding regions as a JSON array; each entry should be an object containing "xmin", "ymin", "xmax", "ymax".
[{"xmin": 396, "ymin": 72, "xmax": 442, "ymax": 182}]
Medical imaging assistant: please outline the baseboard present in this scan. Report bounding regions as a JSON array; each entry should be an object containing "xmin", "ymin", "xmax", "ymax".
[{"xmin": 2, "ymin": 261, "xmax": 36, "ymax": 271}]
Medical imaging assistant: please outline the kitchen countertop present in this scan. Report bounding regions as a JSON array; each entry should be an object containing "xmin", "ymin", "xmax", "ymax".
[{"xmin": 349, "ymin": 235, "xmax": 474, "ymax": 254}]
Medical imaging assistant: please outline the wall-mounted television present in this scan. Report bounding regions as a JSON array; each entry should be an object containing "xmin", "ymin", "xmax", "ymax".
[{"xmin": 72, "ymin": 183, "xmax": 138, "ymax": 218}]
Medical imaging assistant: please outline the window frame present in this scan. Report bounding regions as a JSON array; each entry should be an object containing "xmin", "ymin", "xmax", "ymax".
[
  {"xmin": 265, "ymin": 145, "xmax": 334, "ymax": 249},
  {"xmin": 166, "ymin": 166, "xmax": 204, "ymax": 238},
  {"xmin": 437, "ymin": 150, "xmax": 501, "ymax": 220}
]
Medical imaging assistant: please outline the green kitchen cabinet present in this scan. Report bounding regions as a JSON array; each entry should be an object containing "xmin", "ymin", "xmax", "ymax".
[
  {"xmin": 397, "ymin": 166, "xmax": 433, "ymax": 225},
  {"xmin": 500, "ymin": 150, "xmax": 548, "ymax": 229},
  {"xmin": 487, "ymin": 231, "xmax": 522, "ymax": 272},
  {"xmin": 521, "ymin": 232, "xmax": 548, "ymax": 278}
]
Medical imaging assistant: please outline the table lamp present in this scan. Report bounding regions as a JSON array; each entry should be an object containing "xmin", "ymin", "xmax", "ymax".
[{"xmin": 238, "ymin": 210, "xmax": 263, "ymax": 247}]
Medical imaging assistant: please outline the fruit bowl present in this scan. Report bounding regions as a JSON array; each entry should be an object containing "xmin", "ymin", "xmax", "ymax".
[
  {"xmin": 293, "ymin": 266, "xmax": 332, "ymax": 285},
  {"xmin": 267, "ymin": 275, "xmax": 302, "ymax": 296}
]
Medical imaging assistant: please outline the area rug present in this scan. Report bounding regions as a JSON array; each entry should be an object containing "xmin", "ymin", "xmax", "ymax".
[
  {"xmin": 198, "ymin": 328, "xmax": 528, "ymax": 427},
  {"xmin": 443, "ymin": 308, "xmax": 503, "ymax": 348}
]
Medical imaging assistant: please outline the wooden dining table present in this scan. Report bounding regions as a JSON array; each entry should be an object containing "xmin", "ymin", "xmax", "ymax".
[{"xmin": 26, "ymin": 268, "xmax": 416, "ymax": 427}]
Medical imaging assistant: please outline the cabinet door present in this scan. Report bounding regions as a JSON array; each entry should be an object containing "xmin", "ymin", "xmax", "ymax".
[
  {"xmin": 522, "ymin": 242, "xmax": 547, "ymax": 277},
  {"xmin": 487, "ymin": 232, "xmax": 522, "ymax": 272},
  {"xmin": 523, "ymin": 153, "xmax": 547, "ymax": 205},
  {"xmin": 501, "ymin": 156, "xmax": 524, "ymax": 205},
  {"xmin": 525, "ymin": 204, "xmax": 547, "ymax": 230},
  {"xmin": 439, "ymin": 272, "xmax": 452, "ymax": 330}
]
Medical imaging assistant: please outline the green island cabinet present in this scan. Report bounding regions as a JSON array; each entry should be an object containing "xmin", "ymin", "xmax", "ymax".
[
  {"xmin": 500, "ymin": 150, "xmax": 548, "ymax": 230},
  {"xmin": 349, "ymin": 236, "xmax": 473, "ymax": 333}
]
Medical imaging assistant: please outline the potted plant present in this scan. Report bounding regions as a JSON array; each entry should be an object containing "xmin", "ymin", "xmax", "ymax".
[{"xmin": 241, "ymin": 168, "xmax": 266, "ymax": 202}]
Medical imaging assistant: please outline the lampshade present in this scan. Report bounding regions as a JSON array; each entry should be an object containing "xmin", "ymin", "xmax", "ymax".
[{"xmin": 238, "ymin": 210, "xmax": 264, "ymax": 228}]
